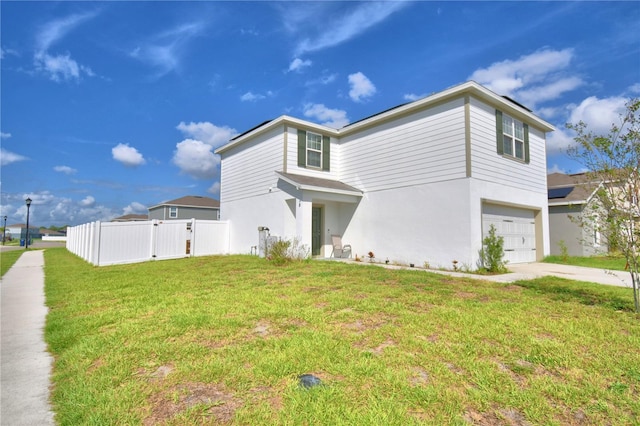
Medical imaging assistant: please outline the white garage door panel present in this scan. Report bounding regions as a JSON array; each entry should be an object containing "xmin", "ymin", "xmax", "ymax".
[{"xmin": 482, "ymin": 204, "xmax": 536, "ymax": 264}]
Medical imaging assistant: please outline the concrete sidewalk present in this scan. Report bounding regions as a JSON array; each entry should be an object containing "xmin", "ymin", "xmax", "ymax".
[{"xmin": 1, "ymin": 250, "xmax": 55, "ymax": 425}]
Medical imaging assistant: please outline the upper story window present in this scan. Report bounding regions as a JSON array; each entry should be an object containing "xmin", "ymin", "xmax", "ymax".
[
  {"xmin": 502, "ymin": 115, "xmax": 525, "ymax": 159},
  {"xmin": 169, "ymin": 206, "xmax": 178, "ymax": 218},
  {"xmin": 297, "ymin": 129, "xmax": 330, "ymax": 171},
  {"xmin": 306, "ymin": 132, "xmax": 323, "ymax": 168},
  {"xmin": 496, "ymin": 110, "xmax": 530, "ymax": 163}
]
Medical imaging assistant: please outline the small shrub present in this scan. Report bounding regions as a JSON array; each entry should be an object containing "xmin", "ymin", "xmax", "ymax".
[
  {"xmin": 478, "ymin": 224, "xmax": 507, "ymax": 273},
  {"xmin": 558, "ymin": 240, "xmax": 569, "ymax": 262},
  {"xmin": 267, "ymin": 237, "xmax": 309, "ymax": 266},
  {"xmin": 423, "ymin": 261, "xmax": 430, "ymax": 269},
  {"xmin": 452, "ymin": 260, "xmax": 459, "ymax": 271}
]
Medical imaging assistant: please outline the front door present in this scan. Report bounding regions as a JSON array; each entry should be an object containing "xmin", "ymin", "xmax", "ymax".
[{"xmin": 312, "ymin": 207, "xmax": 322, "ymax": 256}]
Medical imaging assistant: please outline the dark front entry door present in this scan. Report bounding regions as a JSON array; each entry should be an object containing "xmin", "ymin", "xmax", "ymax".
[{"xmin": 312, "ymin": 207, "xmax": 322, "ymax": 256}]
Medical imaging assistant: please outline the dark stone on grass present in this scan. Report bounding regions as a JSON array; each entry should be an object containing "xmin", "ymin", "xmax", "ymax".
[{"xmin": 298, "ymin": 374, "xmax": 322, "ymax": 389}]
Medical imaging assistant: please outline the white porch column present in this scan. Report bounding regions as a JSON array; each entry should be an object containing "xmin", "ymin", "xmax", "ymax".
[{"xmin": 296, "ymin": 198, "xmax": 312, "ymax": 250}]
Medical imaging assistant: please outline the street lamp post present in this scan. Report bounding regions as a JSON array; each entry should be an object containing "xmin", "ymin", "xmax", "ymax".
[
  {"xmin": 2, "ymin": 215, "xmax": 7, "ymax": 245},
  {"xmin": 25, "ymin": 198, "xmax": 32, "ymax": 250}
]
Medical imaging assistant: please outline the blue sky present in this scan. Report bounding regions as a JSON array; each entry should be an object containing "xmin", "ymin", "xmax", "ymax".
[{"xmin": 1, "ymin": 1, "xmax": 639, "ymax": 227}]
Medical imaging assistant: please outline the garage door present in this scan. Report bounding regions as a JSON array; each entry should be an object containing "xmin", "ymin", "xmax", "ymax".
[{"xmin": 482, "ymin": 204, "xmax": 537, "ymax": 264}]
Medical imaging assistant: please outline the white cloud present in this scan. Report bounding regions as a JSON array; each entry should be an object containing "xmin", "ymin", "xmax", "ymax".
[
  {"xmin": 129, "ymin": 21, "xmax": 205, "ymax": 77},
  {"xmin": 173, "ymin": 122, "xmax": 238, "ymax": 180},
  {"xmin": 79, "ymin": 196, "xmax": 95, "ymax": 207},
  {"xmin": 1, "ymin": 190, "xmax": 127, "ymax": 227},
  {"xmin": 546, "ymin": 95, "xmax": 630, "ymax": 155},
  {"xmin": 122, "ymin": 201, "xmax": 147, "ymax": 215},
  {"xmin": 33, "ymin": 11, "xmax": 98, "ymax": 83},
  {"xmin": 293, "ymin": 2, "xmax": 407, "ymax": 55},
  {"xmin": 305, "ymin": 72, "xmax": 338, "ymax": 87},
  {"xmin": 112, "ymin": 143, "xmax": 146, "ymax": 167},
  {"xmin": 516, "ymin": 77, "xmax": 583, "ymax": 107},
  {"xmin": 567, "ymin": 95, "xmax": 629, "ymax": 134},
  {"xmin": 288, "ymin": 57, "xmax": 312, "ymax": 72},
  {"xmin": 240, "ymin": 91, "xmax": 266, "ymax": 102},
  {"xmin": 176, "ymin": 122, "xmax": 238, "ymax": 149},
  {"xmin": 469, "ymin": 48, "xmax": 583, "ymax": 109},
  {"xmin": 348, "ymin": 72, "xmax": 376, "ymax": 102},
  {"xmin": 34, "ymin": 52, "xmax": 93, "ymax": 82},
  {"xmin": 0, "ymin": 148, "xmax": 28, "ymax": 166},
  {"xmin": 172, "ymin": 139, "xmax": 220, "ymax": 179},
  {"xmin": 546, "ymin": 129, "xmax": 575, "ymax": 156},
  {"xmin": 403, "ymin": 93, "xmax": 427, "ymax": 102},
  {"xmin": 54, "ymin": 165, "xmax": 77, "ymax": 175},
  {"xmin": 547, "ymin": 164, "xmax": 566, "ymax": 174},
  {"xmin": 36, "ymin": 11, "xmax": 98, "ymax": 52},
  {"xmin": 208, "ymin": 181, "xmax": 221, "ymax": 196},
  {"xmin": 1, "ymin": 47, "xmax": 19, "ymax": 59},
  {"xmin": 303, "ymin": 103, "xmax": 349, "ymax": 128},
  {"xmin": 1, "ymin": 132, "xmax": 11, "ymax": 139}
]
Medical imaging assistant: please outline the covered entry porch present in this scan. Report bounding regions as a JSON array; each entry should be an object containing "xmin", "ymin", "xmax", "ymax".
[{"xmin": 276, "ymin": 172, "xmax": 362, "ymax": 257}]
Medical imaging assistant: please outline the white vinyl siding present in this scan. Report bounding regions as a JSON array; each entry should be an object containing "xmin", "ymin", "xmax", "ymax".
[
  {"xmin": 287, "ymin": 128, "xmax": 339, "ymax": 180},
  {"xmin": 340, "ymin": 99, "xmax": 467, "ymax": 192},
  {"xmin": 220, "ymin": 126, "xmax": 284, "ymax": 203},
  {"xmin": 469, "ymin": 98, "xmax": 547, "ymax": 192}
]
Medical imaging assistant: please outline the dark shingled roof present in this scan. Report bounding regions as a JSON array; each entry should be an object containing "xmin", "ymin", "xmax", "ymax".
[
  {"xmin": 111, "ymin": 214, "xmax": 149, "ymax": 222},
  {"xmin": 547, "ymin": 173, "xmax": 601, "ymax": 204},
  {"xmin": 155, "ymin": 196, "xmax": 220, "ymax": 209}
]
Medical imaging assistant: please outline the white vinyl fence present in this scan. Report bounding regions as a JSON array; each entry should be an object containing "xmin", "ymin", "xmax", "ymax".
[{"xmin": 66, "ymin": 219, "xmax": 229, "ymax": 266}]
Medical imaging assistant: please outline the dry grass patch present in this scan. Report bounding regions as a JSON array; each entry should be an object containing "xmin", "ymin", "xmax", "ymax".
[{"xmin": 144, "ymin": 382, "xmax": 242, "ymax": 425}]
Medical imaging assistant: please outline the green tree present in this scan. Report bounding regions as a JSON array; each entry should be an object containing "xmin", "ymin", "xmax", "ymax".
[{"xmin": 566, "ymin": 99, "xmax": 640, "ymax": 312}]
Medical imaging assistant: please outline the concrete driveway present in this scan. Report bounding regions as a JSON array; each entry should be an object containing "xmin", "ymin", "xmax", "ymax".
[
  {"xmin": 345, "ymin": 259, "xmax": 634, "ymax": 288},
  {"xmin": 501, "ymin": 262, "xmax": 633, "ymax": 288}
]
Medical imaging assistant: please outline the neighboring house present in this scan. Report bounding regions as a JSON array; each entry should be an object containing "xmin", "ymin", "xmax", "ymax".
[
  {"xmin": 40, "ymin": 228, "xmax": 66, "ymax": 236},
  {"xmin": 111, "ymin": 214, "xmax": 149, "ymax": 222},
  {"xmin": 148, "ymin": 196, "xmax": 220, "ymax": 221},
  {"xmin": 215, "ymin": 81, "xmax": 555, "ymax": 268},
  {"xmin": 547, "ymin": 172, "xmax": 605, "ymax": 256},
  {"xmin": 6, "ymin": 224, "xmax": 41, "ymax": 240}
]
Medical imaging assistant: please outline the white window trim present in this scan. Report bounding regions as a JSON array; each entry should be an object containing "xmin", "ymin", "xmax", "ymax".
[
  {"xmin": 502, "ymin": 114, "xmax": 526, "ymax": 161},
  {"xmin": 306, "ymin": 131, "xmax": 323, "ymax": 169},
  {"xmin": 169, "ymin": 206, "xmax": 178, "ymax": 218}
]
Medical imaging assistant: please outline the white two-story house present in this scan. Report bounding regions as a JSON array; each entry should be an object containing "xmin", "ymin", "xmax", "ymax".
[{"xmin": 215, "ymin": 81, "xmax": 555, "ymax": 268}]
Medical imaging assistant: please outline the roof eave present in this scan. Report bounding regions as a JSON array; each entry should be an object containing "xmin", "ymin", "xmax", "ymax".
[
  {"xmin": 339, "ymin": 81, "xmax": 555, "ymax": 136},
  {"xmin": 215, "ymin": 115, "xmax": 340, "ymax": 155},
  {"xmin": 276, "ymin": 172, "xmax": 363, "ymax": 197}
]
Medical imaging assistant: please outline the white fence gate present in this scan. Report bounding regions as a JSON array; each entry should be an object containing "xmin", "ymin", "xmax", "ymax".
[{"xmin": 66, "ymin": 219, "xmax": 229, "ymax": 266}]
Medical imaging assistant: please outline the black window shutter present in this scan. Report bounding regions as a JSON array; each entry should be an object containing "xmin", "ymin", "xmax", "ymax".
[
  {"xmin": 322, "ymin": 135, "xmax": 330, "ymax": 171},
  {"xmin": 495, "ymin": 110, "xmax": 504, "ymax": 155},
  {"xmin": 297, "ymin": 129, "xmax": 306, "ymax": 167},
  {"xmin": 524, "ymin": 123, "xmax": 530, "ymax": 163}
]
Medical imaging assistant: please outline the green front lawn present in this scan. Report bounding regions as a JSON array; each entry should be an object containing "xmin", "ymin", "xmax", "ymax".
[
  {"xmin": 1, "ymin": 250, "xmax": 24, "ymax": 277},
  {"xmin": 543, "ymin": 254, "xmax": 629, "ymax": 271},
  {"xmin": 44, "ymin": 248, "xmax": 639, "ymax": 425}
]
